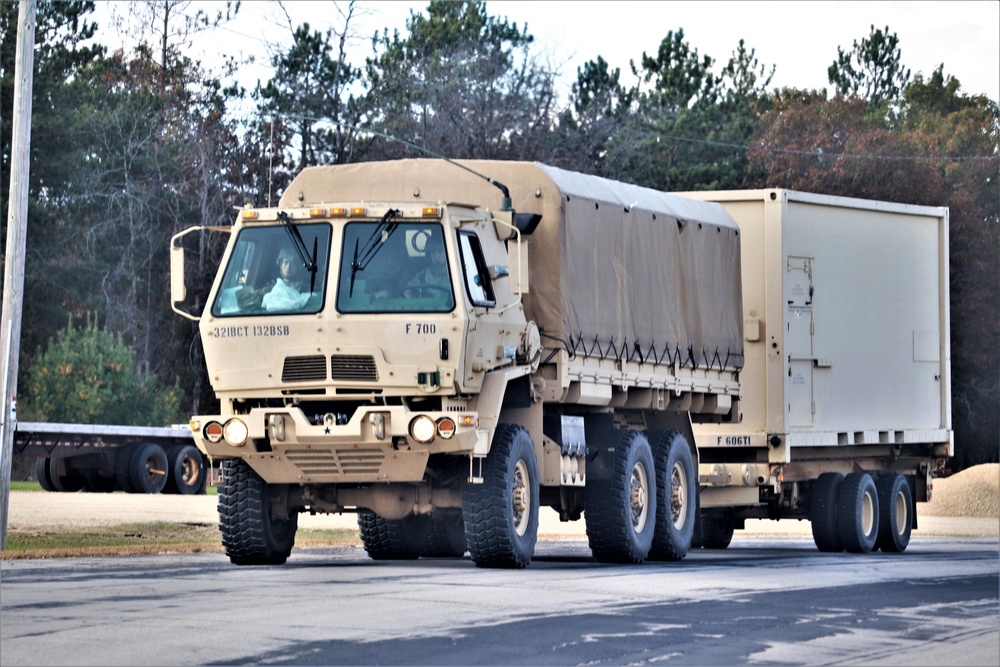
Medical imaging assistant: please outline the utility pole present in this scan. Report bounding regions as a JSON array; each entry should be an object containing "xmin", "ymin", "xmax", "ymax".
[{"xmin": 0, "ymin": 0, "xmax": 36, "ymax": 550}]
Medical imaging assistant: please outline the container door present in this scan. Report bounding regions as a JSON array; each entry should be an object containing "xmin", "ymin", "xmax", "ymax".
[{"xmin": 785, "ymin": 256, "xmax": 814, "ymax": 427}]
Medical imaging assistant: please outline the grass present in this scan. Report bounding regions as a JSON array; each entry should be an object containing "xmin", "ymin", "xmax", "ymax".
[{"xmin": 2, "ymin": 484, "xmax": 355, "ymax": 559}]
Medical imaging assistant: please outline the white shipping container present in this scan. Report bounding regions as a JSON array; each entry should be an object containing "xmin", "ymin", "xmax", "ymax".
[{"xmin": 681, "ymin": 189, "xmax": 952, "ymax": 464}]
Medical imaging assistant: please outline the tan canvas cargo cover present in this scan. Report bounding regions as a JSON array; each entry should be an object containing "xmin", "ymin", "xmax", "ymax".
[{"xmin": 282, "ymin": 159, "xmax": 744, "ymax": 372}]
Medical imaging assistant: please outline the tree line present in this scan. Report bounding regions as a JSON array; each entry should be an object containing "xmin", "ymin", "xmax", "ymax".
[{"xmin": 1, "ymin": 0, "xmax": 996, "ymax": 468}]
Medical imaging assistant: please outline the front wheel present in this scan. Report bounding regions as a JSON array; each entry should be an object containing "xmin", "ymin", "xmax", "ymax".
[
  {"xmin": 585, "ymin": 429, "xmax": 657, "ymax": 563},
  {"xmin": 218, "ymin": 459, "xmax": 297, "ymax": 565},
  {"xmin": 700, "ymin": 509, "xmax": 735, "ymax": 550},
  {"xmin": 463, "ymin": 424, "xmax": 539, "ymax": 568}
]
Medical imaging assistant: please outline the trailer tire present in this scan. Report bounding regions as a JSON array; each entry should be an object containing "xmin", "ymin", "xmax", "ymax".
[
  {"xmin": 47, "ymin": 458, "xmax": 85, "ymax": 492},
  {"xmin": 463, "ymin": 424, "xmax": 539, "ymax": 568},
  {"xmin": 218, "ymin": 458, "xmax": 297, "ymax": 565},
  {"xmin": 114, "ymin": 445, "xmax": 137, "ymax": 493},
  {"xmin": 700, "ymin": 509, "xmax": 736, "ymax": 550},
  {"xmin": 165, "ymin": 444, "xmax": 206, "ymax": 495},
  {"xmin": 83, "ymin": 470, "xmax": 118, "ymax": 493},
  {"xmin": 358, "ymin": 512, "xmax": 423, "ymax": 560},
  {"xmin": 647, "ymin": 430, "xmax": 695, "ymax": 561},
  {"xmin": 423, "ymin": 511, "xmax": 467, "ymax": 558},
  {"xmin": 35, "ymin": 457, "xmax": 56, "ymax": 492},
  {"xmin": 838, "ymin": 472, "xmax": 879, "ymax": 553},
  {"xmin": 810, "ymin": 472, "xmax": 844, "ymax": 552},
  {"xmin": 128, "ymin": 443, "xmax": 169, "ymax": 494},
  {"xmin": 875, "ymin": 473, "xmax": 912, "ymax": 553},
  {"xmin": 586, "ymin": 429, "xmax": 657, "ymax": 563}
]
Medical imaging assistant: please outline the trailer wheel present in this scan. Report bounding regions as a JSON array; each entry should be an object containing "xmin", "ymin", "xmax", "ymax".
[
  {"xmin": 810, "ymin": 472, "xmax": 844, "ymax": 552},
  {"xmin": 83, "ymin": 470, "xmax": 118, "ymax": 493},
  {"xmin": 837, "ymin": 471, "xmax": 879, "ymax": 553},
  {"xmin": 128, "ymin": 443, "xmax": 169, "ymax": 494},
  {"xmin": 875, "ymin": 473, "xmax": 912, "ymax": 553},
  {"xmin": 218, "ymin": 458, "xmax": 297, "ymax": 565},
  {"xmin": 46, "ymin": 458, "xmax": 85, "ymax": 492},
  {"xmin": 35, "ymin": 458, "xmax": 56, "ymax": 492},
  {"xmin": 463, "ymin": 424, "xmax": 539, "ymax": 568},
  {"xmin": 114, "ymin": 445, "xmax": 137, "ymax": 493},
  {"xmin": 358, "ymin": 512, "xmax": 423, "ymax": 560},
  {"xmin": 423, "ymin": 511, "xmax": 467, "ymax": 558},
  {"xmin": 586, "ymin": 429, "xmax": 657, "ymax": 563},
  {"xmin": 700, "ymin": 509, "xmax": 736, "ymax": 549},
  {"xmin": 647, "ymin": 430, "xmax": 695, "ymax": 561},
  {"xmin": 164, "ymin": 444, "xmax": 206, "ymax": 495}
]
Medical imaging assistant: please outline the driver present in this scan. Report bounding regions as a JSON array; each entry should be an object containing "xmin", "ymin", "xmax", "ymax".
[{"xmin": 262, "ymin": 249, "xmax": 314, "ymax": 311}]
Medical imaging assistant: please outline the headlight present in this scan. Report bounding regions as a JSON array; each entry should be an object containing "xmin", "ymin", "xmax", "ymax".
[
  {"xmin": 204, "ymin": 421, "xmax": 224, "ymax": 444},
  {"xmin": 408, "ymin": 415, "xmax": 436, "ymax": 443},
  {"xmin": 436, "ymin": 417, "xmax": 456, "ymax": 439},
  {"xmin": 223, "ymin": 418, "xmax": 249, "ymax": 447}
]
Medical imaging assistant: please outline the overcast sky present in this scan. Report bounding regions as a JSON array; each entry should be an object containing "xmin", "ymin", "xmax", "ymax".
[{"xmin": 99, "ymin": 0, "xmax": 999, "ymax": 103}]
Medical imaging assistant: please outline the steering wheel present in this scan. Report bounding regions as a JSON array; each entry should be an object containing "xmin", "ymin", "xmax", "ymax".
[{"xmin": 403, "ymin": 283, "xmax": 450, "ymax": 298}]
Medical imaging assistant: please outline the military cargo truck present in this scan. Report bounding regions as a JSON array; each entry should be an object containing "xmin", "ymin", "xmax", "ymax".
[
  {"xmin": 171, "ymin": 159, "xmax": 743, "ymax": 566},
  {"xmin": 681, "ymin": 189, "xmax": 952, "ymax": 553},
  {"xmin": 170, "ymin": 160, "xmax": 950, "ymax": 567}
]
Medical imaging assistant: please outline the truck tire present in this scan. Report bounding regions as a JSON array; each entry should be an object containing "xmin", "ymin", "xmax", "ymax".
[
  {"xmin": 128, "ymin": 443, "xmax": 169, "ymax": 494},
  {"xmin": 586, "ymin": 429, "xmax": 657, "ymax": 564},
  {"xmin": 114, "ymin": 445, "xmax": 137, "ymax": 493},
  {"xmin": 218, "ymin": 458, "xmax": 297, "ymax": 565},
  {"xmin": 648, "ymin": 430, "xmax": 696, "ymax": 561},
  {"xmin": 810, "ymin": 472, "xmax": 844, "ymax": 552},
  {"xmin": 423, "ymin": 511, "xmax": 467, "ymax": 558},
  {"xmin": 463, "ymin": 423, "xmax": 539, "ymax": 568},
  {"xmin": 47, "ymin": 458, "xmax": 85, "ymax": 492},
  {"xmin": 837, "ymin": 471, "xmax": 879, "ymax": 553},
  {"xmin": 700, "ymin": 509, "xmax": 736, "ymax": 550},
  {"xmin": 875, "ymin": 472, "xmax": 912, "ymax": 553},
  {"xmin": 358, "ymin": 512, "xmax": 423, "ymax": 560},
  {"xmin": 164, "ymin": 444, "xmax": 206, "ymax": 495},
  {"xmin": 35, "ymin": 457, "xmax": 56, "ymax": 492}
]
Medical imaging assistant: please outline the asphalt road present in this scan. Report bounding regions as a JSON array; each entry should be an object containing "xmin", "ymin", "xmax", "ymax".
[{"xmin": 1, "ymin": 537, "xmax": 997, "ymax": 666}]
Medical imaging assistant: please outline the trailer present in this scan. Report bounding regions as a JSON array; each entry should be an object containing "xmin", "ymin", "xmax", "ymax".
[
  {"xmin": 13, "ymin": 421, "xmax": 209, "ymax": 494},
  {"xmin": 681, "ymin": 189, "xmax": 952, "ymax": 552}
]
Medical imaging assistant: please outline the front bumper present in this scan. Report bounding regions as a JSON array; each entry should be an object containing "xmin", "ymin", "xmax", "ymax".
[{"xmin": 189, "ymin": 405, "xmax": 484, "ymax": 484}]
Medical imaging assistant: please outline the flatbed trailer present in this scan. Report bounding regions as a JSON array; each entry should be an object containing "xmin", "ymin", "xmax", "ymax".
[{"xmin": 13, "ymin": 421, "xmax": 208, "ymax": 494}]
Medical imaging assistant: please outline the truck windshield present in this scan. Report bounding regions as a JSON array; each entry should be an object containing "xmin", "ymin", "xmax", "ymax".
[
  {"xmin": 337, "ymin": 221, "xmax": 455, "ymax": 313},
  {"xmin": 211, "ymin": 224, "xmax": 331, "ymax": 317}
]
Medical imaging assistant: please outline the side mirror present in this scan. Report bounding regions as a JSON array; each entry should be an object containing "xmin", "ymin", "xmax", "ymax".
[{"xmin": 170, "ymin": 243, "xmax": 186, "ymax": 305}]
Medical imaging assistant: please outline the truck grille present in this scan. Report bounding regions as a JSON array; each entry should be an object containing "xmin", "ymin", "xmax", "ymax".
[
  {"xmin": 281, "ymin": 355, "xmax": 327, "ymax": 382},
  {"xmin": 284, "ymin": 447, "xmax": 384, "ymax": 477},
  {"xmin": 330, "ymin": 355, "xmax": 378, "ymax": 381}
]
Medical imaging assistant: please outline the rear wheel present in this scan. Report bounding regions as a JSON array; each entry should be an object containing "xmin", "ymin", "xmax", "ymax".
[
  {"xmin": 164, "ymin": 444, "xmax": 206, "ymax": 495},
  {"xmin": 218, "ymin": 458, "xmax": 297, "ymax": 565},
  {"xmin": 838, "ymin": 471, "xmax": 879, "ymax": 553},
  {"xmin": 586, "ymin": 429, "xmax": 656, "ymax": 563},
  {"xmin": 463, "ymin": 424, "xmax": 539, "ymax": 568},
  {"xmin": 46, "ymin": 458, "xmax": 85, "ymax": 492},
  {"xmin": 358, "ymin": 512, "xmax": 423, "ymax": 560},
  {"xmin": 875, "ymin": 473, "xmax": 912, "ymax": 553},
  {"xmin": 648, "ymin": 430, "xmax": 696, "ymax": 561},
  {"xmin": 129, "ymin": 443, "xmax": 169, "ymax": 494},
  {"xmin": 114, "ymin": 446, "xmax": 137, "ymax": 493},
  {"xmin": 83, "ymin": 470, "xmax": 118, "ymax": 493},
  {"xmin": 810, "ymin": 472, "xmax": 844, "ymax": 552}
]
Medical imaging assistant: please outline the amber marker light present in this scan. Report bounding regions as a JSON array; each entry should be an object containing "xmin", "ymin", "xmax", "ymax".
[
  {"xmin": 330, "ymin": 207, "xmax": 348, "ymax": 217},
  {"xmin": 309, "ymin": 208, "xmax": 327, "ymax": 217},
  {"xmin": 241, "ymin": 210, "xmax": 259, "ymax": 220},
  {"xmin": 422, "ymin": 206, "xmax": 440, "ymax": 217},
  {"xmin": 350, "ymin": 207, "xmax": 367, "ymax": 217}
]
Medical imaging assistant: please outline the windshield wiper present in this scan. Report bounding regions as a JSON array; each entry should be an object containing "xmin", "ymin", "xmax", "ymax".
[
  {"xmin": 349, "ymin": 208, "xmax": 400, "ymax": 297},
  {"xmin": 277, "ymin": 211, "xmax": 318, "ymax": 291}
]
